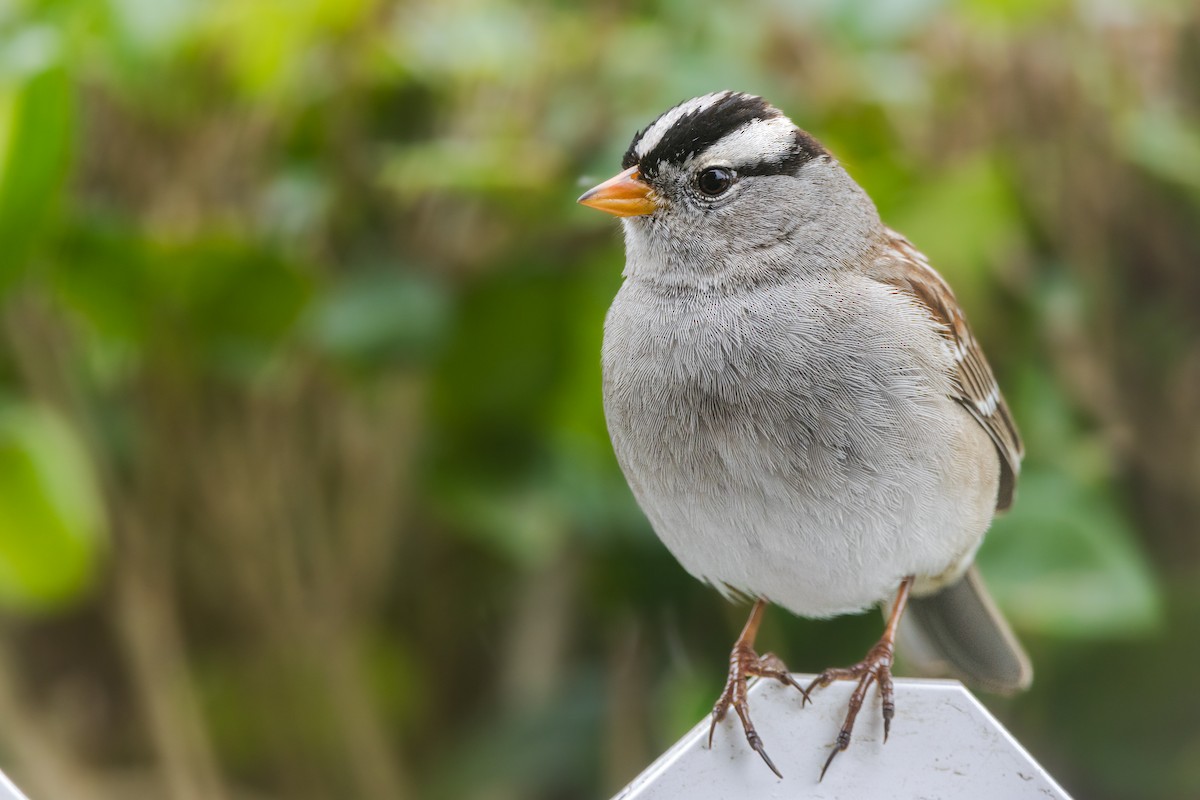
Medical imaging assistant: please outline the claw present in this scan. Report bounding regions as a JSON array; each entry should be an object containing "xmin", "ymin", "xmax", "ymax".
[
  {"xmin": 706, "ymin": 702, "xmax": 727, "ymax": 749},
  {"xmin": 811, "ymin": 644, "xmax": 892, "ymax": 782},
  {"xmin": 758, "ymin": 652, "xmax": 812, "ymax": 705},
  {"xmin": 819, "ymin": 736, "xmax": 844, "ymax": 782},
  {"xmin": 810, "ymin": 577, "xmax": 915, "ymax": 781},
  {"xmin": 706, "ymin": 600, "xmax": 805, "ymax": 778},
  {"xmin": 750, "ymin": 733, "xmax": 784, "ymax": 779}
]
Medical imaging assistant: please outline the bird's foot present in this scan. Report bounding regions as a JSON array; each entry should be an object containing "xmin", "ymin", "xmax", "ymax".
[
  {"xmin": 805, "ymin": 637, "xmax": 897, "ymax": 780},
  {"xmin": 707, "ymin": 643, "xmax": 810, "ymax": 778}
]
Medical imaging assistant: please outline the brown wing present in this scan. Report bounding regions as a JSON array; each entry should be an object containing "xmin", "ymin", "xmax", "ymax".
[{"xmin": 871, "ymin": 229, "xmax": 1023, "ymax": 511}]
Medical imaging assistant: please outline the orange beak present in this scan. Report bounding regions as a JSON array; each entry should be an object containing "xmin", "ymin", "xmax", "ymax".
[{"xmin": 577, "ymin": 166, "xmax": 657, "ymax": 217}]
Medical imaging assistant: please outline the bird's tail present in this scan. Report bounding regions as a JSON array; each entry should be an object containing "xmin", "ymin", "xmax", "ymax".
[{"xmin": 897, "ymin": 565, "xmax": 1032, "ymax": 695}]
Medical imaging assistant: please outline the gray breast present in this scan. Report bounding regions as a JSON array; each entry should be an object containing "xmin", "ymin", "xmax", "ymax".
[{"xmin": 602, "ymin": 276, "xmax": 948, "ymax": 493}]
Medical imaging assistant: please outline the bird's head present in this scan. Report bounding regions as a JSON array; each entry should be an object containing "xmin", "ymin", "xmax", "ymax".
[{"xmin": 579, "ymin": 92, "xmax": 882, "ymax": 288}]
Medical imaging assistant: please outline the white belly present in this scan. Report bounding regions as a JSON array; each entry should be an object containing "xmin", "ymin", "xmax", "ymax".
[{"xmin": 602, "ymin": 276, "xmax": 999, "ymax": 617}]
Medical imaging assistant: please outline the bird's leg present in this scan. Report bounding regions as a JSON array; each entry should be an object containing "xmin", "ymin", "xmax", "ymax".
[
  {"xmin": 806, "ymin": 576, "xmax": 914, "ymax": 781},
  {"xmin": 707, "ymin": 598, "xmax": 810, "ymax": 778}
]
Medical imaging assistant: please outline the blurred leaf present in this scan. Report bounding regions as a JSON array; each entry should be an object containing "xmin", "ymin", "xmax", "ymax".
[
  {"xmin": 961, "ymin": 0, "xmax": 1071, "ymax": 28},
  {"xmin": 0, "ymin": 25, "xmax": 72, "ymax": 292},
  {"xmin": 981, "ymin": 466, "xmax": 1162, "ymax": 638},
  {"xmin": 51, "ymin": 226, "xmax": 314, "ymax": 375},
  {"xmin": 393, "ymin": 2, "xmax": 542, "ymax": 81},
  {"xmin": 1120, "ymin": 106, "xmax": 1200, "ymax": 193},
  {"xmin": 805, "ymin": 0, "xmax": 946, "ymax": 44},
  {"xmin": 259, "ymin": 167, "xmax": 333, "ymax": 242},
  {"xmin": 381, "ymin": 137, "xmax": 561, "ymax": 196},
  {"xmin": 207, "ymin": 0, "xmax": 372, "ymax": 97},
  {"xmin": 979, "ymin": 366, "xmax": 1163, "ymax": 638},
  {"xmin": 442, "ymin": 481, "xmax": 569, "ymax": 568},
  {"xmin": 887, "ymin": 156, "xmax": 1022, "ymax": 313},
  {"xmin": 429, "ymin": 264, "xmax": 564, "ymax": 457},
  {"xmin": 105, "ymin": 0, "xmax": 201, "ymax": 54},
  {"xmin": 0, "ymin": 402, "xmax": 106, "ymax": 610},
  {"xmin": 306, "ymin": 269, "xmax": 451, "ymax": 368},
  {"xmin": 544, "ymin": 252, "xmax": 618, "ymax": 438},
  {"xmin": 542, "ymin": 433, "xmax": 647, "ymax": 544}
]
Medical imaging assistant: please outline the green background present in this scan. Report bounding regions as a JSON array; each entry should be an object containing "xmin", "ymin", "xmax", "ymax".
[{"xmin": 0, "ymin": 0, "xmax": 1196, "ymax": 798}]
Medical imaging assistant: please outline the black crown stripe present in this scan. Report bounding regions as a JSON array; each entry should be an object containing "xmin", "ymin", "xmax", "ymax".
[{"xmin": 622, "ymin": 92, "xmax": 826, "ymax": 178}]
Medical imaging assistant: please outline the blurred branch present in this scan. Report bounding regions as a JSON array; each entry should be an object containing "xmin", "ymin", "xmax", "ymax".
[
  {"xmin": 112, "ymin": 513, "xmax": 228, "ymax": 800},
  {"xmin": 0, "ymin": 647, "xmax": 108, "ymax": 800}
]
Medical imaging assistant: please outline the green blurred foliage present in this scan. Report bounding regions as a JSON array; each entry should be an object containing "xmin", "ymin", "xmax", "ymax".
[
  {"xmin": 0, "ymin": 1, "xmax": 1194, "ymax": 799},
  {"xmin": 0, "ymin": 402, "xmax": 104, "ymax": 608},
  {"xmin": 0, "ymin": 24, "xmax": 72, "ymax": 289}
]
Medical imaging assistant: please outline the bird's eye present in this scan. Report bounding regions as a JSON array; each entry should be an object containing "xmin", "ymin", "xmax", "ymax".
[{"xmin": 696, "ymin": 167, "xmax": 735, "ymax": 196}]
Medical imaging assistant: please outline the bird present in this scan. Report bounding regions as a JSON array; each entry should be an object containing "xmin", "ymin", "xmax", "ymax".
[{"xmin": 577, "ymin": 91, "xmax": 1031, "ymax": 780}]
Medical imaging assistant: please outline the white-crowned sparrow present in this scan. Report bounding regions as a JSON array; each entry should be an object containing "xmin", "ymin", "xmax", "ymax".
[{"xmin": 578, "ymin": 91, "xmax": 1031, "ymax": 779}]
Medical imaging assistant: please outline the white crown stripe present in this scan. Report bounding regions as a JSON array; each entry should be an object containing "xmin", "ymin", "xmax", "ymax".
[
  {"xmin": 695, "ymin": 116, "xmax": 798, "ymax": 169},
  {"xmin": 633, "ymin": 93, "xmax": 728, "ymax": 161}
]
